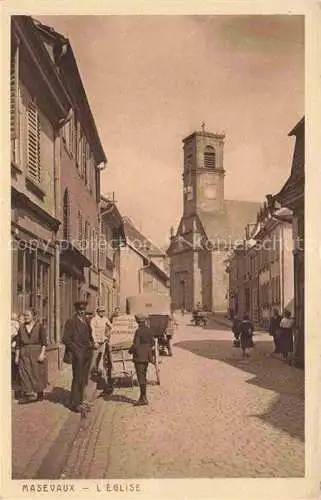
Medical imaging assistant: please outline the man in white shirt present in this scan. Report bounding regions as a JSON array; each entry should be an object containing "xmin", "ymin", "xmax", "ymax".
[{"xmin": 90, "ymin": 306, "xmax": 112, "ymax": 381}]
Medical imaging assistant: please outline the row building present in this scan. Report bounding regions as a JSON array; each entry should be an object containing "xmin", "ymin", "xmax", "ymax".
[
  {"xmin": 10, "ymin": 16, "xmax": 169, "ymax": 380},
  {"xmin": 227, "ymin": 117, "xmax": 304, "ymax": 367}
]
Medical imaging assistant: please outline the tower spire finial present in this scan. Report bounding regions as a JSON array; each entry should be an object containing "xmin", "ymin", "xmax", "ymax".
[{"xmin": 201, "ymin": 121, "xmax": 205, "ymax": 133}]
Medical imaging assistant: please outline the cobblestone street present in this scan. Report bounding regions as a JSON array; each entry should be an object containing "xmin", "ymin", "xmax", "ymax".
[{"xmin": 12, "ymin": 315, "xmax": 304, "ymax": 479}]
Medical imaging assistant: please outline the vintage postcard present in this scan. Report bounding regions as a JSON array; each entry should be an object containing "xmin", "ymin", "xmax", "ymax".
[{"xmin": 1, "ymin": 0, "xmax": 320, "ymax": 499}]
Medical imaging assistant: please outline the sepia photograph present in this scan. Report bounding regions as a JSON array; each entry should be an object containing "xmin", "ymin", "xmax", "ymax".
[{"xmin": 1, "ymin": 3, "xmax": 320, "ymax": 499}]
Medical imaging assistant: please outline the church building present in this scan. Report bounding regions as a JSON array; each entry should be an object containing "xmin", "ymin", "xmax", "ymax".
[{"xmin": 167, "ymin": 126, "xmax": 260, "ymax": 313}]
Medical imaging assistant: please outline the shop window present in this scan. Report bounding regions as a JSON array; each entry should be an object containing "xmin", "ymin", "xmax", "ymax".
[
  {"xmin": 15, "ymin": 249, "xmax": 52, "ymax": 337},
  {"xmin": 25, "ymin": 250, "xmax": 35, "ymax": 309}
]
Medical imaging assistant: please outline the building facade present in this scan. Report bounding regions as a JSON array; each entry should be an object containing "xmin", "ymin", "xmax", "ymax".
[
  {"xmin": 269, "ymin": 117, "xmax": 304, "ymax": 367},
  {"xmin": 11, "ymin": 17, "xmax": 108, "ymax": 377},
  {"xmin": 227, "ymin": 206, "xmax": 294, "ymax": 330},
  {"xmin": 98, "ymin": 195, "xmax": 125, "ymax": 316},
  {"xmin": 32, "ymin": 20, "xmax": 107, "ymax": 332},
  {"xmin": 227, "ymin": 119, "xmax": 303, "ymax": 345},
  {"xmin": 11, "ymin": 16, "xmax": 71, "ymax": 373},
  {"xmin": 119, "ymin": 218, "xmax": 170, "ymax": 312},
  {"xmin": 168, "ymin": 127, "xmax": 260, "ymax": 313}
]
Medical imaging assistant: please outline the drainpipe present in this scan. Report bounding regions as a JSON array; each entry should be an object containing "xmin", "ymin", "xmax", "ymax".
[
  {"xmin": 98, "ymin": 201, "xmax": 115, "ymax": 304},
  {"xmin": 53, "ymin": 131, "xmax": 61, "ymax": 348}
]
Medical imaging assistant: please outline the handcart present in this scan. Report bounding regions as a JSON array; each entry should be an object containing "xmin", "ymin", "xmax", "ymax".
[
  {"xmin": 127, "ymin": 293, "xmax": 175, "ymax": 385},
  {"xmin": 109, "ymin": 314, "xmax": 138, "ymax": 387}
]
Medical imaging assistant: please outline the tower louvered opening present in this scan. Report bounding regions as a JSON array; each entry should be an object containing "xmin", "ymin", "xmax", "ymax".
[{"xmin": 204, "ymin": 145, "xmax": 216, "ymax": 169}]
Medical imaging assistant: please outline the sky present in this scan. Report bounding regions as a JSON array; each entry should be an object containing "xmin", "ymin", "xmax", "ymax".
[{"xmin": 39, "ymin": 15, "xmax": 304, "ymax": 249}]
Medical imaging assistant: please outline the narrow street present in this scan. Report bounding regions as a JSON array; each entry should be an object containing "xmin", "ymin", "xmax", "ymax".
[{"xmin": 12, "ymin": 315, "xmax": 304, "ymax": 479}]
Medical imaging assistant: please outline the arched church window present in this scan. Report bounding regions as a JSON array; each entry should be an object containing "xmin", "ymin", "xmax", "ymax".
[
  {"xmin": 204, "ymin": 145, "xmax": 216, "ymax": 169},
  {"xmin": 63, "ymin": 188, "xmax": 71, "ymax": 241}
]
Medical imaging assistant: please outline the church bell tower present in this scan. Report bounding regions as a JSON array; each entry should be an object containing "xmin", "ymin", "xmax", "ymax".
[{"xmin": 182, "ymin": 123, "xmax": 225, "ymax": 216}]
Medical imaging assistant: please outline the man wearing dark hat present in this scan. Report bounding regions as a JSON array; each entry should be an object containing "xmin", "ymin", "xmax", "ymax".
[
  {"xmin": 129, "ymin": 313, "xmax": 155, "ymax": 406},
  {"xmin": 62, "ymin": 301, "xmax": 95, "ymax": 413}
]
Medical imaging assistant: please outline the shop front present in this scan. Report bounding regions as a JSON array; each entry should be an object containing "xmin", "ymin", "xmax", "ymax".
[{"xmin": 11, "ymin": 188, "xmax": 60, "ymax": 378}]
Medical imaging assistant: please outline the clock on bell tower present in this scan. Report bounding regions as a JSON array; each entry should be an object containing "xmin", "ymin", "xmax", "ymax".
[{"xmin": 182, "ymin": 125, "xmax": 225, "ymax": 216}]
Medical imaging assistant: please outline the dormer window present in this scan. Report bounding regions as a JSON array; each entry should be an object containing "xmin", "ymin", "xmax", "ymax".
[{"xmin": 204, "ymin": 146, "xmax": 216, "ymax": 169}]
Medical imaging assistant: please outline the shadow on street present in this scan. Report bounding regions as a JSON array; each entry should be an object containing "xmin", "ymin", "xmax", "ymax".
[
  {"xmin": 174, "ymin": 339, "xmax": 304, "ymax": 442},
  {"xmin": 45, "ymin": 386, "xmax": 71, "ymax": 409},
  {"xmin": 102, "ymin": 393, "xmax": 138, "ymax": 405}
]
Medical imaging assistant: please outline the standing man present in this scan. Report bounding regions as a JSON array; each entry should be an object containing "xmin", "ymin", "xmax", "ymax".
[
  {"xmin": 269, "ymin": 308, "xmax": 282, "ymax": 354},
  {"xmin": 90, "ymin": 306, "xmax": 113, "ymax": 392},
  {"xmin": 62, "ymin": 301, "xmax": 95, "ymax": 413},
  {"xmin": 129, "ymin": 314, "xmax": 155, "ymax": 406}
]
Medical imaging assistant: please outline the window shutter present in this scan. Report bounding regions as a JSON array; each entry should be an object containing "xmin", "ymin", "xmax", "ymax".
[
  {"xmin": 10, "ymin": 45, "xmax": 19, "ymax": 139},
  {"xmin": 27, "ymin": 100, "xmax": 41, "ymax": 183}
]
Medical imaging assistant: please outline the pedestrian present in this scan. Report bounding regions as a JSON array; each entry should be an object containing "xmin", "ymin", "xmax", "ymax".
[
  {"xmin": 110, "ymin": 306, "xmax": 120, "ymax": 324},
  {"xmin": 11, "ymin": 312, "xmax": 20, "ymax": 347},
  {"xmin": 62, "ymin": 301, "xmax": 95, "ymax": 413},
  {"xmin": 15, "ymin": 308, "xmax": 48, "ymax": 404},
  {"xmin": 232, "ymin": 315, "xmax": 241, "ymax": 347},
  {"xmin": 277, "ymin": 309, "xmax": 294, "ymax": 361},
  {"xmin": 11, "ymin": 313, "xmax": 20, "ymax": 391},
  {"xmin": 90, "ymin": 306, "xmax": 113, "ymax": 394},
  {"xmin": 239, "ymin": 313, "xmax": 254, "ymax": 358},
  {"xmin": 129, "ymin": 313, "xmax": 155, "ymax": 406},
  {"xmin": 269, "ymin": 308, "xmax": 282, "ymax": 354}
]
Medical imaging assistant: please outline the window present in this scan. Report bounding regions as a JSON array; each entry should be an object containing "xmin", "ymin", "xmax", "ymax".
[
  {"xmin": 84, "ymin": 140, "xmax": 89, "ymax": 185},
  {"xmin": 88, "ymin": 154, "xmax": 93, "ymax": 193},
  {"xmin": 76, "ymin": 120, "xmax": 82, "ymax": 169},
  {"xmin": 11, "ymin": 42, "xmax": 20, "ymax": 165},
  {"xmin": 92, "ymin": 162, "xmax": 96, "ymax": 199},
  {"xmin": 63, "ymin": 189, "xmax": 70, "ymax": 240},
  {"xmin": 27, "ymin": 99, "xmax": 41, "ymax": 183},
  {"xmin": 92, "ymin": 229, "xmax": 98, "ymax": 268},
  {"xmin": 204, "ymin": 145, "xmax": 216, "ymax": 169},
  {"xmin": 84, "ymin": 221, "xmax": 89, "ymax": 257},
  {"xmin": 88, "ymin": 225, "xmax": 92, "ymax": 262}
]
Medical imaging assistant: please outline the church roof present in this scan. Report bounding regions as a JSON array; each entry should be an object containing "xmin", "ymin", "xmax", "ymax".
[{"xmin": 198, "ymin": 199, "xmax": 260, "ymax": 245}]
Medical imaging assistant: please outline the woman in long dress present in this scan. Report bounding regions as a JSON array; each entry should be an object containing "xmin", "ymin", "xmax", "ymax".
[
  {"xmin": 277, "ymin": 310, "xmax": 294, "ymax": 360},
  {"xmin": 15, "ymin": 308, "xmax": 48, "ymax": 404}
]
